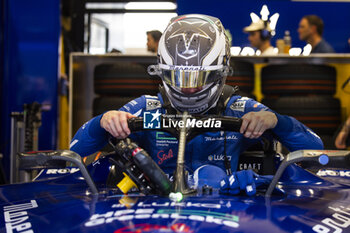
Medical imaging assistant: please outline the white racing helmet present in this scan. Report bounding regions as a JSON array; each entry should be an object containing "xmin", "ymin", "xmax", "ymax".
[{"xmin": 148, "ymin": 14, "xmax": 231, "ymax": 114}]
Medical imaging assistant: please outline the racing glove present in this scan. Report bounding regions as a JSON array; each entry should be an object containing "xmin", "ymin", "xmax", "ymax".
[{"xmin": 219, "ymin": 169, "xmax": 273, "ymax": 196}]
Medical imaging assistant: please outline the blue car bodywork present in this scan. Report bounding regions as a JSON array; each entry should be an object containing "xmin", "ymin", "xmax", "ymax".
[{"xmin": 1, "ymin": 150, "xmax": 350, "ymax": 233}]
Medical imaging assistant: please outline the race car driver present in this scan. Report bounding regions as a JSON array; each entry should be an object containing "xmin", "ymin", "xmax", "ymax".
[{"xmin": 70, "ymin": 14, "xmax": 323, "ymax": 177}]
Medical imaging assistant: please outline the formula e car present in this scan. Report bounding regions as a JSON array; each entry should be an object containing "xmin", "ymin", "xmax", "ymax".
[{"xmin": 1, "ymin": 114, "xmax": 350, "ymax": 233}]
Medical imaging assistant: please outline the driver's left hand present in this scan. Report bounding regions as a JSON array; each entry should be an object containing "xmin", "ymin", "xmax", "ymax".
[
  {"xmin": 240, "ymin": 110, "xmax": 278, "ymax": 139},
  {"xmin": 219, "ymin": 169, "xmax": 273, "ymax": 196}
]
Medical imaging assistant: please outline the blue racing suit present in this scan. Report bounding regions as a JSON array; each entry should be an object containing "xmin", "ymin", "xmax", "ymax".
[{"xmin": 70, "ymin": 93, "xmax": 323, "ymax": 174}]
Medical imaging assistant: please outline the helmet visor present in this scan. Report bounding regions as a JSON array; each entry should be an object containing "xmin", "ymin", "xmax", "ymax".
[{"xmin": 160, "ymin": 65, "xmax": 225, "ymax": 89}]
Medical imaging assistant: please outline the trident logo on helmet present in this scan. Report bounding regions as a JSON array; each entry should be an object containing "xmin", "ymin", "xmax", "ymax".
[{"xmin": 167, "ymin": 20, "xmax": 213, "ymax": 60}]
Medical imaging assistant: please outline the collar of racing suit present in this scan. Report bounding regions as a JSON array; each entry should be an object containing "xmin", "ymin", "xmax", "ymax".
[{"xmin": 158, "ymin": 84, "xmax": 239, "ymax": 115}]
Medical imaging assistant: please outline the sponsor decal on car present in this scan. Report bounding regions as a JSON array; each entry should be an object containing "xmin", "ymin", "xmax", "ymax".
[
  {"xmin": 3, "ymin": 200, "xmax": 38, "ymax": 233},
  {"xmin": 317, "ymin": 169, "xmax": 350, "ymax": 178},
  {"xmin": 84, "ymin": 208, "xmax": 239, "ymax": 229},
  {"xmin": 46, "ymin": 168, "xmax": 80, "ymax": 175},
  {"xmin": 122, "ymin": 201, "xmax": 223, "ymax": 209},
  {"xmin": 313, "ymin": 205, "xmax": 350, "ymax": 233},
  {"xmin": 98, "ymin": 201, "xmax": 240, "ymax": 229}
]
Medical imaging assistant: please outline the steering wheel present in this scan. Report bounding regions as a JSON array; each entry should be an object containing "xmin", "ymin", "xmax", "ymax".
[
  {"xmin": 127, "ymin": 115, "xmax": 242, "ymax": 141},
  {"xmin": 107, "ymin": 114, "xmax": 243, "ymax": 196}
]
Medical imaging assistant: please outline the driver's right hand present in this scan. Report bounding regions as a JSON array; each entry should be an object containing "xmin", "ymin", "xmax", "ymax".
[{"xmin": 100, "ymin": 110, "xmax": 136, "ymax": 139}]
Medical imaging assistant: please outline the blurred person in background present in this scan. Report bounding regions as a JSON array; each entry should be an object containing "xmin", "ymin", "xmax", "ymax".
[
  {"xmin": 298, "ymin": 15, "xmax": 335, "ymax": 53},
  {"xmin": 244, "ymin": 20, "xmax": 276, "ymax": 55},
  {"xmin": 335, "ymin": 116, "xmax": 350, "ymax": 149},
  {"xmin": 243, "ymin": 5, "xmax": 279, "ymax": 55},
  {"xmin": 147, "ymin": 30, "xmax": 162, "ymax": 53}
]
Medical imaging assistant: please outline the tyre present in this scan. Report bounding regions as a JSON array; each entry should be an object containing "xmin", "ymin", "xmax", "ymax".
[
  {"xmin": 93, "ymin": 97, "xmax": 137, "ymax": 116},
  {"xmin": 94, "ymin": 63, "xmax": 161, "ymax": 96},
  {"xmin": 227, "ymin": 60, "xmax": 255, "ymax": 94},
  {"xmin": 261, "ymin": 64, "xmax": 336, "ymax": 96},
  {"xmin": 262, "ymin": 96, "xmax": 341, "ymax": 135}
]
